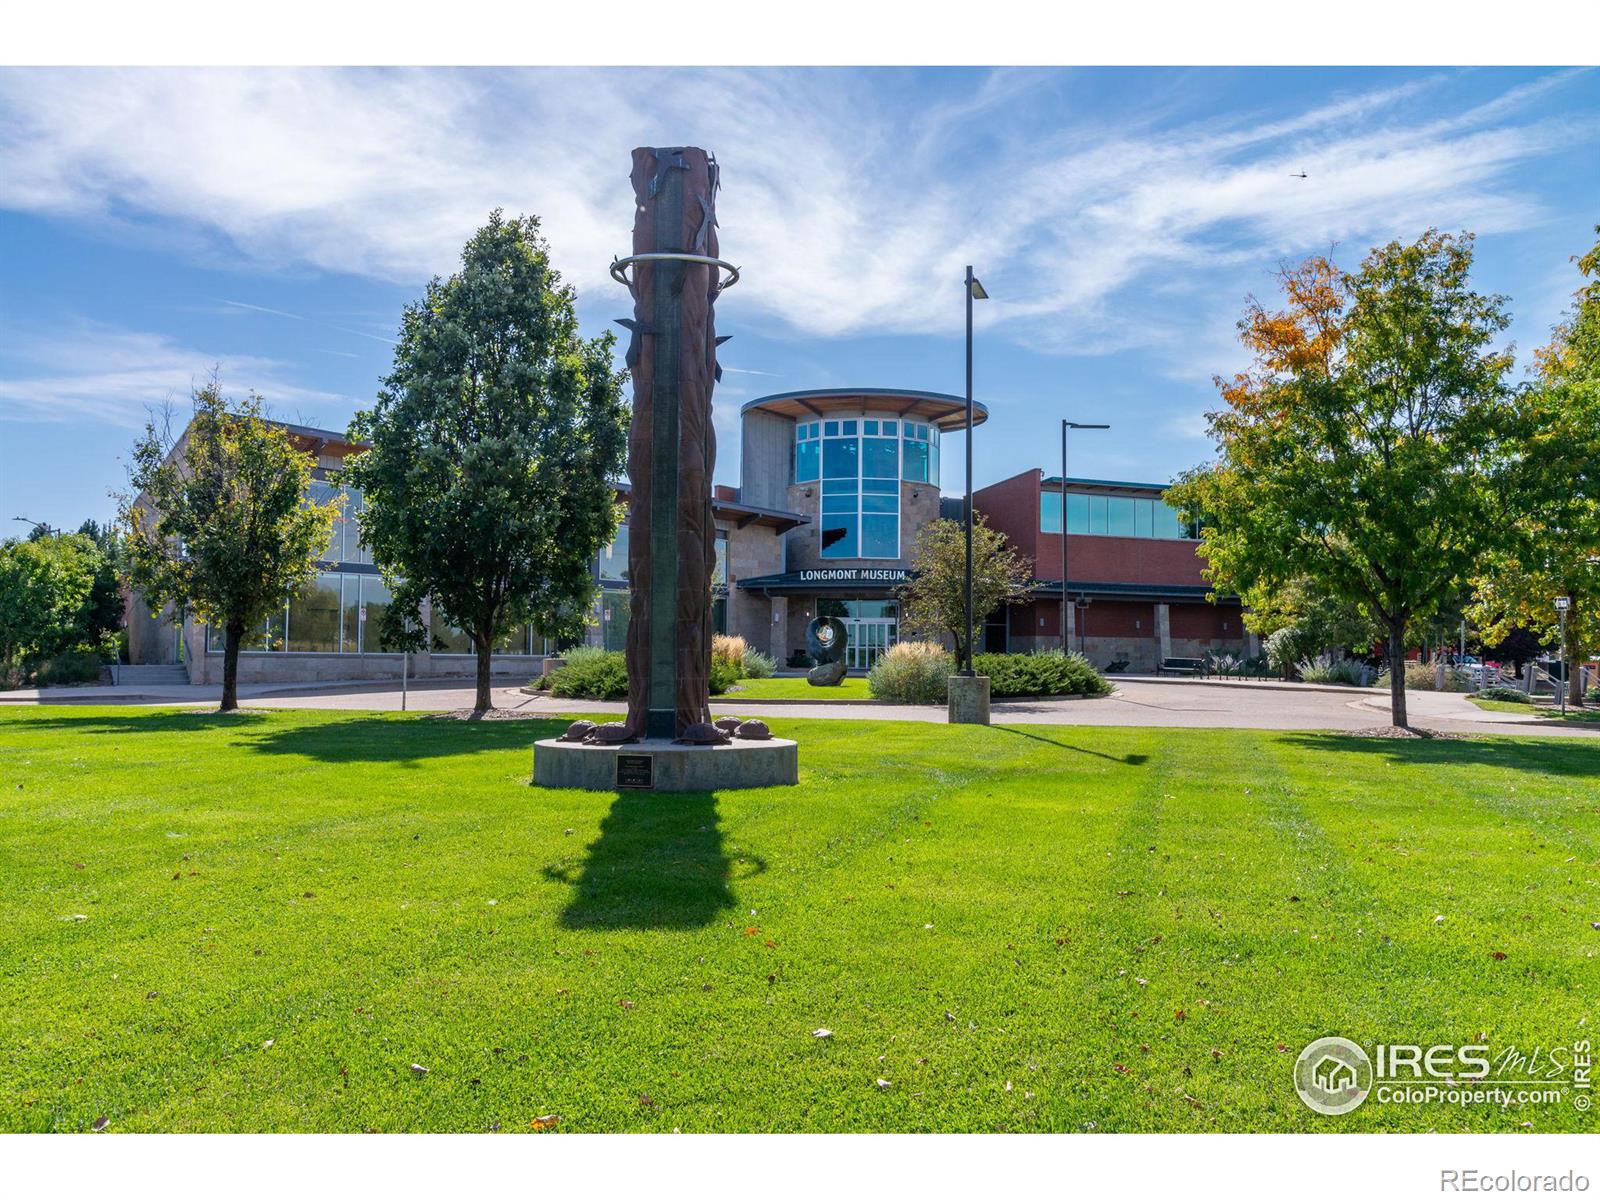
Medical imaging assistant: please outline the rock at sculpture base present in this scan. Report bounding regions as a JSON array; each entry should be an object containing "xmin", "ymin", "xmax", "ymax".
[{"xmin": 807, "ymin": 660, "xmax": 848, "ymax": 687}]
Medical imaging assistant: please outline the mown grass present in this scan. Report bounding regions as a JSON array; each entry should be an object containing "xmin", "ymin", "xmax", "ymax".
[
  {"xmin": 1, "ymin": 706, "xmax": 1596, "ymax": 1134},
  {"xmin": 1472, "ymin": 697, "xmax": 1600, "ymax": 725},
  {"xmin": 723, "ymin": 676, "xmax": 876, "ymax": 701}
]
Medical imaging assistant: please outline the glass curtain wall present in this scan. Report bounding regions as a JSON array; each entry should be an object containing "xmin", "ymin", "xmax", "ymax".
[
  {"xmin": 797, "ymin": 416, "xmax": 941, "ymax": 560},
  {"xmin": 1041, "ymin": 491, "xmax": 1196, "ymax": 539}
]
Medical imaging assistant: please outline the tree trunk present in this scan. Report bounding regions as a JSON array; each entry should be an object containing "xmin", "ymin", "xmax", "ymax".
[
  {"xmin": 1386, "ymin": 622, "xmax": 1408, "ymax": 729},
  {"xmin": 221, "ymin": 621, "xmax": 242, "ymax": 713},
  {"xmin": 474, "ymin": 631, "xmax": 493, "ymax": 714}
]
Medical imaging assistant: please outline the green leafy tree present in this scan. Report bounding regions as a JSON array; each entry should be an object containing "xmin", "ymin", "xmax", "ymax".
[
  {"xmin": 1168, "ymin": 232, "xmax": 1514, "ymax": 727},
  {"xmin": 0, "ymin": 534, "xmax": 107, "ymax": 685},
  {"xmin": 1239, "ymin": 574, "xmax": 1382, "ymax": 673},
  {"xmin": 345, "ymin": 211, "xmax": 629, "ymax": 713},
  {"xmin": 120, "ymin": 383, "xmax": 339, "ymax": 712},
  {"xmin": 896, "ymin": 515, "xmax": 1031, "ymax": 665},
  {"xmin": 1470, "ymin": 227, "xmax": 1600, "ymax": 704}
]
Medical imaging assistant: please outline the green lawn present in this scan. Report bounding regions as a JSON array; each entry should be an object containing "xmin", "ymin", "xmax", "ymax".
[
  {"xmin": 1472, "ymin": 697, "xmax": 1600, "ymax": 725},
  {"xmin": 723, "ymin": 675, "xmax": 876, "ymax": 701},
  {"xmin": 1, "ymin": 706, "xmax": 1596, "ymax": 1134}
]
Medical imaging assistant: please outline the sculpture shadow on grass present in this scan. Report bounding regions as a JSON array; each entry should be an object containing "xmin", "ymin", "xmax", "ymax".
[
  {"xmin": 996, "ymin": 725, "xmax": 1150, "ymax": 766},
  {"xmin": 545, "ymin": 790, "xmax": 763, "ymax": 931}
]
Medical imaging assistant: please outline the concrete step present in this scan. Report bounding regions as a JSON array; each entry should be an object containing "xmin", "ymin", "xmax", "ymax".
[{"xmin": 115, "ymin": 664, "xmax": 192, "ymax": 684}]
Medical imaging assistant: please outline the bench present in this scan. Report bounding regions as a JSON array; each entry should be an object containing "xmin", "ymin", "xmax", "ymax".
[{"xmin": 1157, "ymin": 657, "xmax": 1206, "ymax": 676}]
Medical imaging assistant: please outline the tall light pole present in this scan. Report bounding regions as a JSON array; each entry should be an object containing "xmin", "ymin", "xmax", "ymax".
[
  {"xmin": 1556, "ymin": 595, "xmax": 1571, "ymax": 717},
  {"xmin": 1058, "ymin": 421, "xmax": 1109, "ymax": 654},
  {"xmin": 962, "ymin": 266, "xmax": 988, "ymax": 675}
]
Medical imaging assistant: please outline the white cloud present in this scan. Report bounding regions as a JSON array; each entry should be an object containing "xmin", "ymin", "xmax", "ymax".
[
  {"xmin": 0, "ymin": 323, "xmax": 353, "ymax": 428},
  {"xmin": 0, "ymin": 67, "xmax": 1589, "ymax": 363},
  {"xmin": 1162, "ymin": 412, "xmax": 1213, "ymax": 441}
]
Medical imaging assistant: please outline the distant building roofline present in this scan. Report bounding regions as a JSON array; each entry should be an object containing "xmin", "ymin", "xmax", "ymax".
[{"xmin": 741, "ymin": 388, "xmax": 988, "ymax": 431}]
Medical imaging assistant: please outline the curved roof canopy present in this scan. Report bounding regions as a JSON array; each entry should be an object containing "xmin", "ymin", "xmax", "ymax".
[{"xmin": 741, "ymin": 387, "xmax": 988, "ymax": 432}]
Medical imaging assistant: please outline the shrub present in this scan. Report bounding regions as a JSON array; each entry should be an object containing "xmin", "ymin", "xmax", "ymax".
[
  {"xmin": 32, "ymin": 649, "xmax": 105, "ymax": 686},
  {"xmin": 1588, "ymin": 684, "xmax": 1600, "ymax": 704},
  {"xmin": 1474, "ymin": 685, "xmax": 1531, "ymax": 703},
  {"xmin": 972, "ymin": 650, "xmax": 1111, "ymax": 698},
  {"xmin": 1375, "ymin": 660, "xmax": 1473, "ymax": 693},
  {"xmin": 740, "ymin": 648, "xmax": 776, "ymax": 679},
  {"xmin": 546, "ymin": 649, "xmax": 628, "ymax": 700},
  {"xmin": 712, "ymin": 634, "xmax": 747, "ymax": 670},
  {"xmin": 1264, "ymin": 627, "xmax": 1305, "ymax": 677},
  {"xmin": 541, "ymin": 644, "xmax": 738, "ymax": 699},
  {"xmin": 709, "ymin": 655, "xmax": 740, "ymax": 695},
  {"xmin": 1297, "ymin": 653, "xmax": 1376, "ymax": 687},
  {"xmin": 868, "ymin": 641, "xmax": 952, "ymax": 704}
]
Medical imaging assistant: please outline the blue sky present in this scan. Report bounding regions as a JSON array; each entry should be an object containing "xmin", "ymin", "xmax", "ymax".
[{"xmin": 1, "ymin": 66, "xmax": 1596, "ymax": 533}]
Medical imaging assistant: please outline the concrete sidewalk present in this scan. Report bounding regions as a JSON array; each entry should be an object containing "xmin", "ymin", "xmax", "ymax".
[{"xmin": 4, "ymin": 675, "xmax": 1594, "ymax": 737}]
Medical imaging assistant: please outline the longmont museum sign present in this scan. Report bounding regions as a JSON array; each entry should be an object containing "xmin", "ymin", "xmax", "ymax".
[{"xmin": 736, "ymin": 567, "xmax": 912, "ymax": 591}]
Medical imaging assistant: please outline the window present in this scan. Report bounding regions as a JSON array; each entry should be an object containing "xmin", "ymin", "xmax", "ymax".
[
  {"xmin": 599, "ymin": 522, "xmax": 629, "ymax": 581},
  {"xmin": 902, "ymin": 438, "xmax": 930, "ymax": 483},
  {"xmin": 601, "ymin": 590, "xmax": 630, "ymax": 652},
  {"xmin": 1042, "ymin": 489, "xmax": 1198, "ymax": 540},
  {"xmin": 1041, "ymin": 491, "xmax": 1062, "ymax": 534},
  {"xmin": 714, "ymin": 531, "xmax": 728, "ymax": 587},
  {"xmin": 360, "ymin": 575, "xmax": 397, "ymax": 652},
  {"xmin": 287, "ymin": 572, "xmax": 342, "ymax": 653},
  {"xmin": 794, "ymin": 422, "xmax": 820, "ymax": 483},
  {"xmin": 806, "ymin": 412, "xmax": 915, "ymax": 560},
  {"xmin": 862, "ymin": 436, "xmax": 898, "ymax": 478},
  {"xmin": 822, "ymin": 436, "xmax": 859, "ymax": 480}
]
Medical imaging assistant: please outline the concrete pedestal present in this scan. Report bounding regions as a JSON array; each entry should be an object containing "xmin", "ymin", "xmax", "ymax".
[
  {"xmin": 533, "ymin": 737, "xmax": 798, "ymax": 792},
  {"xmin": 947, "ymin": 674, "xmax": 991, "ymax": 725}
]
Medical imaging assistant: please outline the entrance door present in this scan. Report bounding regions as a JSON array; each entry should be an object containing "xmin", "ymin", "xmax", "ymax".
[{"xmin": 843, "ymin": 617, "xmax": 896, "ymax": 670}]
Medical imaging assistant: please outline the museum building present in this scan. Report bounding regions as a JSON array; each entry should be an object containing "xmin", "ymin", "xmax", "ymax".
[{"xmin": 129, "ymin": 390, "xmax": 1247, "ymax": 683}]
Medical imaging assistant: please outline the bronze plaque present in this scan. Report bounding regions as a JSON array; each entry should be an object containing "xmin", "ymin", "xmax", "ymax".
[{"xmin": 615, "ymin": 753, "xmax": 654, "ymax": 790}]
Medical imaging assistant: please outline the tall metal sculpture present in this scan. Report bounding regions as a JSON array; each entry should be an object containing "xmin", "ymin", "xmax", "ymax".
[{"xmin": 611, "ymin": 147, "xmax": 738, "ymax": 740}]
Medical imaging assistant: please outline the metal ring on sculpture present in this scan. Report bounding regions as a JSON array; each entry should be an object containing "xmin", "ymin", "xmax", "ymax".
[
  {"xmin": 609, "ymin": 252, "xmax": 741, "ymax": 292},
  {"xmin": 806, "ymin": 616, "xmax": 848, "ymax": 665}
]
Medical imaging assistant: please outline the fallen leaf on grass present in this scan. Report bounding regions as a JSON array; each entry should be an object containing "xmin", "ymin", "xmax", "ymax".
[
  {"xmin": 812, "ymin": 1028, "xmax": 833, "ymax": 1039},
  {"xmin": 262, "ymin": 1039, "xmax": 274, "ymax": 1049},
  {"xmin": 1174, "ymin": 1009, "xmax": 1188, "ymax": 1022},
  {"xmin": 1112, "ymin": 1064, "xmax": 1130, "ymax": 1075},
  {"xmin": 619, "ymin": 999, "xmax": 635, "ymax": 1009},
  {"xmin": 92, "ymin": 1116, "xmax": 110, "ymax": 1132},
  {"xmin": 409, "ymin": 1063, "xmax": 429, "ymax": 1076},
  {"xmin": 1490, "ymin": 951, "xmax": 1508, "ymax": 961},
  {"xmin": 875, "ymin": 1078, "xmax": 892, "ymax": 1090},
  {"xmin": 743, "ymin": 926, "xmax": 760, "ymax": 936},
  {"xmin": 530, "ymin": 1114, "xmax": 560, "ymax": 1131}
]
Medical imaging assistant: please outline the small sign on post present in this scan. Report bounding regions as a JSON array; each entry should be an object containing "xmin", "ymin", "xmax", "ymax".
[{"xmin": 1555, "ymin": 596, "xmax": 1571, "ymax": 611}]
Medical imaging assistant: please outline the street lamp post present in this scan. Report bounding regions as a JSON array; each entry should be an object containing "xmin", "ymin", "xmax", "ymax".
[
  {"xmin": 1556, "ymin": 595, "xmax": 1571, "ymax": 717},
  {"xmin": 962, "ymin": 265, "xmax": 987, "ymax": 675},
  {"xmin": 1058, "ymin": 420, "xmax": 1109, "ymax": 655}
]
